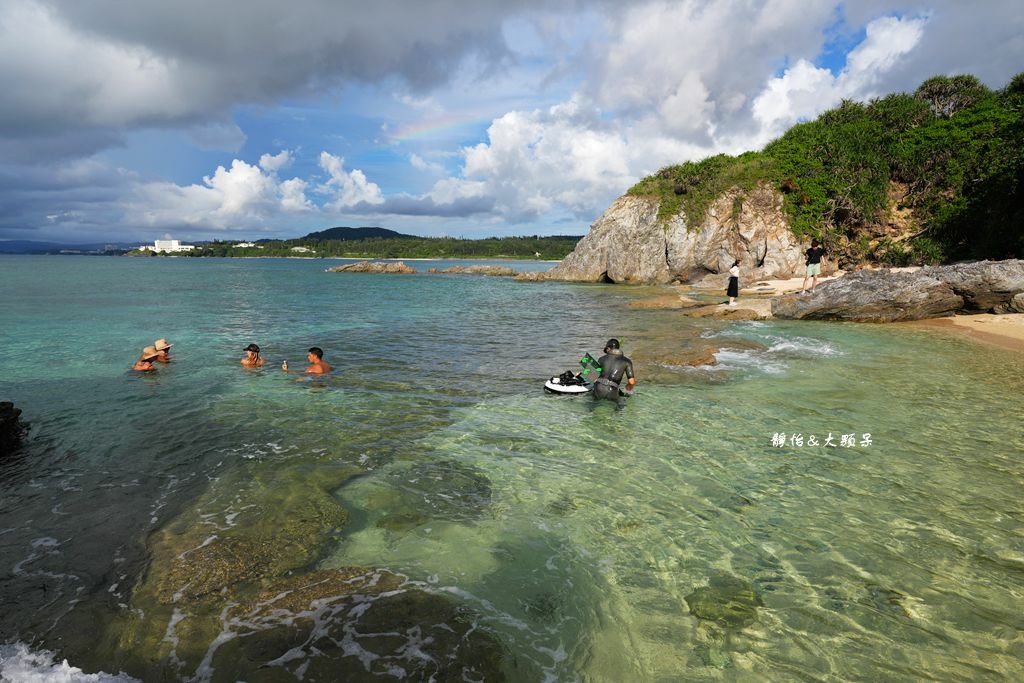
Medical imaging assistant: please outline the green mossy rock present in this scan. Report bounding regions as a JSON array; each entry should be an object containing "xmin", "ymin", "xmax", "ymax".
[
  {"xmin": 685, "ymin": 573, "xmax": 764, "ymax": 628},
  {"xmin": 388, "ymin": 459, "xmax": 493, "ymax": 523}
]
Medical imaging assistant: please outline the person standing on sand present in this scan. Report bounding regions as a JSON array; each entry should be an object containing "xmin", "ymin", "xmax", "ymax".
[
  {"xmin": 282, "ymin": 347, "xmax": 332, "ymax": 374},
  {"xmin": 801, "ymin": 239, "xmax": 826, "ymax": 294},
  {"xmin": 727, "ymin": 260, "xmax": 740, "ymax": 306}
]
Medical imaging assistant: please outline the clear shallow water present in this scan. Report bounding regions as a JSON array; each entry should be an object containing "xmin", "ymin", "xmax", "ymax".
[{"xmin": 1, "ymin": 255, "xmax": 1023, "ymax": 681}]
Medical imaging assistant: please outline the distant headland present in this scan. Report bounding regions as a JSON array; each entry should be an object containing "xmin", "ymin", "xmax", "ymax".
[{"xmin": 0, "ymin": 227, "xmax": 583, "ymax": 261}]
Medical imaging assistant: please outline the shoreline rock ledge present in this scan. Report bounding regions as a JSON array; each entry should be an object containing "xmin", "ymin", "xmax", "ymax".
[
  {"xmin": 328, "ymin": 261, "xmax": 416, "ymax": 274},
  {"xmin": 772, "ymin": 260, "xmax": 1024, "ymax": 322}
]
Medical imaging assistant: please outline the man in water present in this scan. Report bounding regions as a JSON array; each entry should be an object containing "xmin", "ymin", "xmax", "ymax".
[
  {"xmin": 153, "ymin": 338, "xmax": 173, "ymax": 363},
  {"xmin": 305, "ymin": 347, "xmax": 332, "ymax": 374},
  {"xmin": 593, "ymin": 338, "xmax": 635, "ymax": 402}
]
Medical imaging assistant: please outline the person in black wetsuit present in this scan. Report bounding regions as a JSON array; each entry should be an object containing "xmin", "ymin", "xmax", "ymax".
[{"xmin": 592, "ymin": 338, "xmax": 635, "ymax": 402}]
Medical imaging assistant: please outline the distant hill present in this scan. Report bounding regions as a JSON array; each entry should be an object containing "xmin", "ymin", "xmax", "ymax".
[{"xmin": 302, "ymin": 226, "xmax": 417, "ymax": 241}]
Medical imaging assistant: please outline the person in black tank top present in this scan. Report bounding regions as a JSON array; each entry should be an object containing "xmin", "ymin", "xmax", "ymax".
[{"xmin": 801, "ymin": 239, "xmax": 826, "ymax": 294}]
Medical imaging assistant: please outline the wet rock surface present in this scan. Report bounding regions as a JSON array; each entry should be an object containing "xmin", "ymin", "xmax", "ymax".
[
  {"xmin": 0, "ymin": 401, "xmax": 28, "ymax": 457},
  {"xmin": 375, "ymin": 458, "xmax": 494, "ymax": 525},
  {"xmin": 772, "ymin": 260, "xmax": 1024, "ymax": 321},
  {"xmin": 428, "ymin": 265, "xmax": 519, "ymax": 276},
  {"xmin": 685, "ymin": 573, "xmax": 764, "ymax": 629},
  {"xmin": 111, "ymin": 462, "xmax": 509, "ymax": 681},
  {"xmin": 328, "ymin": 261, "xmax": 417, "ymax": 274}
]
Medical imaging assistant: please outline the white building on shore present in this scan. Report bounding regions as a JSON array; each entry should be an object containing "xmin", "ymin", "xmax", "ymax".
[{"xmin": 140, "ymin": 239, "xmax": 195, "ymax": 253}]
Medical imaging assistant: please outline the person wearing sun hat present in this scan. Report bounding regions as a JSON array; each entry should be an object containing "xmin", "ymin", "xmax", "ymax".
[
  {"xmin": 132, "ymin": 346, "xmax": 160, "ymax": 372},
  {"xmin": 153, "ymin": 338, "xmax": 173, "ymax": 363}
]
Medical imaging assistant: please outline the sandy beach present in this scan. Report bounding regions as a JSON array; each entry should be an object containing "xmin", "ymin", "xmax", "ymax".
[{"xmin": 908, "ymin": 314, "xmax": 1024, "ymax": 352}]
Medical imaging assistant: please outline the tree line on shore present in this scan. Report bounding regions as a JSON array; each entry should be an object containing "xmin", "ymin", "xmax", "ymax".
[
  {"xmin": 133, "ymin": 235, "xmax": 583, "ymax": 260},
  {"xmin": 628, "ymin": 72, "xmax": 1024, "ymax": 265}
]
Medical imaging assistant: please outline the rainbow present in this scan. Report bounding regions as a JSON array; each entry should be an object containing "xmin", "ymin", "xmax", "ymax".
[{"xmin": 389, "ymin": 114, "xmax": 492, "ymax": 144}]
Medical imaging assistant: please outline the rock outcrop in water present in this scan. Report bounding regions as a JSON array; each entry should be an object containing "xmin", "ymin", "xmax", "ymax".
[
  {"xmin": 772, "ymin": 260, "xmax": 1024, "ymax": 322},
  {"xmin": 428, "ymin": 265, "xmax": 519, "ymax": 276},
  {"xmin": 328, "ymin": 260, "xmax": 417, "ymax": 273},
  {"xmin": 0, "ymin": 401, "xmax": 28, "ymax": 457},
  {"xmin": 541, "ymin": 182, "xmax": 807, "ymax": 285}
]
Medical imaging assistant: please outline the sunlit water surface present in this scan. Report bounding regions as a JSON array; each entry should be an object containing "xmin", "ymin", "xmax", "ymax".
[{"xmin": 1, "ymin": 255, "xmax": 1022, "ymax": 681}]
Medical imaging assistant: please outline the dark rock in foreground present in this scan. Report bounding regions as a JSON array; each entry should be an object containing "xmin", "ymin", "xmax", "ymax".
[
  {"xmin": 328, "ymin": 261, "xmax": 417, "ymax": 274},
  {"xmin": 772, "ymin": 260, "xmax": 1024, "ymax": 322},
  {"xmin": 0, "ymin": 401, "xmax": 28, "ymax": 457}
]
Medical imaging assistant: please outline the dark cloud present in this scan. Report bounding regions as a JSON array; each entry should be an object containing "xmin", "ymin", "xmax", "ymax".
[
  {"xmin": 1, "ymin": 0, "xmax": 556, "ymax": 144},
  {"xmin": 0, "ymin": 0, "xmax": 1021, "ymax": 239}
]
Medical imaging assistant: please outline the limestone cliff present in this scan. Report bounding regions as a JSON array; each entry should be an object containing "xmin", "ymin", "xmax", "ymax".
[{"xmin": 544, "ymin": 181, "xmax": 807, "ymax": 285}]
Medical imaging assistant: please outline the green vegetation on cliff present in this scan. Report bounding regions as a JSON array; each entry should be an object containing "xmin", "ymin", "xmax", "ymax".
[{"xmin": 628, "ymin": 73, "xmax": 1024, "ymax": 264}]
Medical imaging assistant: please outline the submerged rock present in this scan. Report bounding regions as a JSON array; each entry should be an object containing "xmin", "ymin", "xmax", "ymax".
[
  {"xmin": 0, "ymin": 401, "xmax": 28, "ymax": 457},
  {"xmin": 860, "ymin": 584, "xmax": 912, "ymax": 618},
  {"xmin": 111, "ymin": 460, "xmax": 510, "ymax": 681},
  {"xmin": 389, "ymin": 458, "xmax": 494, "ymax": 523},
  {"xmin": 328, "ymin": 261, "xmax": 417, "ymax": 274},
  {"xmin": 210, "ymin": 579, "xmax": 507, "ymax": 681},
  {"xmin": 685, "ymin": 574, "xmax": 764, "ymax": 628}
]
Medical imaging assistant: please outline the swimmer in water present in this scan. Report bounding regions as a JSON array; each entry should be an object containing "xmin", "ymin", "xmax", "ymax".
[
  {"xmin": 153, "ymin": 338, "xmax": 173, "ymax": 363},
  {"xmin": 305, "ymin": 347, "xmax": 332, "ymax": 374},
  {"xmin": 132, "ymin": 346, "xmax": 160, "ymax": 372},
  {"xmin": 241, "ymin": 343, "xmax": 265, "ymax": 367}
]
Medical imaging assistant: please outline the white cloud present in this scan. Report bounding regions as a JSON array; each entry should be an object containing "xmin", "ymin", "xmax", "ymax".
[
  {"xmin": 461, "ymin": 101, "xmax": 633, "ymax": 220},
  {"xmin": 280, "ymin": 177, "xmax": 313, "ymax": 211},
  {"xmin": 259, "ymin": 150, "xmax": 293, "ymax": 173},
  {"xmin": 752, "ymin": 15, "xmax": 927, "ymax": 140},
  {"xmin": 838, "ymin": 14, "xmax": 928, "ymax": 95},
  {"xmin": 751, "ymin": 60, "xmax": 837, "ymax": 132},
  {"xmin": 122, "ymin": 154, "xmax": 314, "ymax": 230},
  {"xmin": 204, "ymin": 160, "xmax": 280, "ymax": 217},
  {"xmin": 318, "ymin": 152, "xmax": 384, "ymax": 208},
  {"xmin": 410, "ymin": 153, "xmax": 445, "ymax": 174}
]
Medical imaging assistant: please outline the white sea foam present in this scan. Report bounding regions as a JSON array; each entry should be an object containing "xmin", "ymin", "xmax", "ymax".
[
  {"xmin": 765, "ymin": 335, "xmax": 840, "ymax": 357},
  {"xmin": 0, "ymin": 643, "xmax": 139, "ymax": 682},
  {"xmin": 713, "ymin": 348, "xmax": 788, "ymax": 375}
]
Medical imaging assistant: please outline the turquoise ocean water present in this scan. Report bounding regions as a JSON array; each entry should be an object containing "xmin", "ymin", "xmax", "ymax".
[{"xmin": 0, "ymin": 255, "xmax": 1022, "ymax": 681}]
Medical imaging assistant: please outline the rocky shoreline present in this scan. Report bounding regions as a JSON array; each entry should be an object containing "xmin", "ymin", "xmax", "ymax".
[
  {"xmin": 327, "ymin": 257, "xmax": 1024, "ymax": 350},
  {"xmin": 657, "ymin": 259, "xmax": 1024, "ymax": 349}
]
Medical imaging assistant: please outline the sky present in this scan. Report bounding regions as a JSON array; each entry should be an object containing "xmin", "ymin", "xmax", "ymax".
[{"xmin": 0, "ymin": 0, "xmax": 1021, "ymax": 244}]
